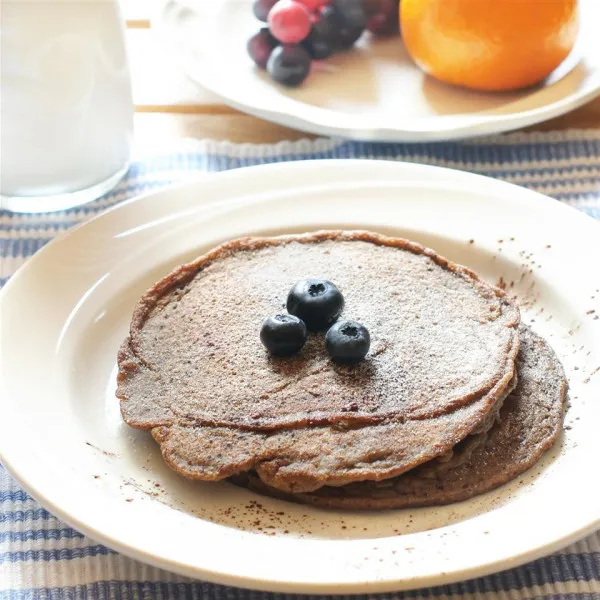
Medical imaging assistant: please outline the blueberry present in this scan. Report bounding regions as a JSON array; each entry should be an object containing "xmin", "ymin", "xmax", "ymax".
[
  {"xmin": 247, "ymin": 28, "xmax": 279, "ymax": 69},
  {"xmin": 253, "ymin": 0, "xmax": 279, "ymax": 22},
  {"xmin": 326, "ymin": 320, "xmax": 370, "ymax": 363},
  {"xmin": 267, "ymin": 45, "xmax": 312, "ymax": 87},
  {"xmin": 260, "ymin": 314, "xmax": 307, "ymax": 356},
  {"xmin": 287, "ymin": 279, "xmax": 344, "ymax": 331}
]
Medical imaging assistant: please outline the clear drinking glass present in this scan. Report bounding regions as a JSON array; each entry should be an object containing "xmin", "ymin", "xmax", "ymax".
[{"xmin": 0, "ymin": 0, "xmax": 134, "ymax": 213}]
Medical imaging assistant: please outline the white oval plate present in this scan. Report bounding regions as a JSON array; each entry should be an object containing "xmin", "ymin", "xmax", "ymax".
[
  {"xmin": 154, "ymin": 0, "xmax": 600, "ymax": 142},
  {"xmin": 1, "ymin": 160, "xmax": 599, "ymax": 594}
]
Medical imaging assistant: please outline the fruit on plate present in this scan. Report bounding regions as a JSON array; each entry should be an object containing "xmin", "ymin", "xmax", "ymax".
[
  {"xmin": 267, "ymin": 45, "xmax": 313, "ymax": 86},
  {"xmin": 248, "ymin": 0, "xmax": 400, "ymax": 86},
  {"xmin": 247, "ymin": 28, "xmax": 279, "ymax": 69},
  {"xmin": 268, "ymin": 0, "xmax": 312, "ymax": 44},
  {"xmin": 400, "ymin": 0, "xmax": 579, "ymax": 92}
]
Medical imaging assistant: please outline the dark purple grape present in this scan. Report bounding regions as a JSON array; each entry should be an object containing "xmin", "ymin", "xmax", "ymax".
[
  {"xmin": 366, "ymin": 0, "xmax": 399, "ymax": 35},
  {"xmin": 367, "ymin": 12, "xmax": 391, "ymax": 35},
  {"xmin": 253, "ymin": 0, "xmax": 279, "ymax": 22},
  {"xmin": 363, "ymin": 0, "xmax": 383, "ymax": 15},
  {"xmin": 333, "ymin": 0, "xmax": 368, "ymax": 29},
  {"xmin": 247, "ymin": 28, "xmax": 279, "ymax": 69},
  {"xmin": 317, "ymin": 5, "xmax": 344, "ymax": 34},
  {"xmin": 267, "ymin": 44, "xmax": 312, "ymax": 86},
  {"xmin": 380, "ymin": 0, "xmax": 399, "ymax": 16},
  {"xmin": 303, "ymin": 22, "xmax": 336, "ymax": 59},
  {"xmin": 318, "ymin": 4, "xmax": 364, "ymax": 50},
  {"xmin": 337, "ymin": 24, "xmax": 364, "ymax": 48}
]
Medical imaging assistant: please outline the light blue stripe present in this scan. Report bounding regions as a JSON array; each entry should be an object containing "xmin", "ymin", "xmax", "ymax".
[
  {"xmin": 0, "ymin": 546, "xmax": 597, "ymax": 583},
  {"xmin": 0, "ymin": 238, "xmax": 53, "ymax": 259},
  {"xmin": 0, "ymin": 490, "xmax": 31, "ymax": 504},
  {"xmin": 0, "ymin": 546, "xmax": 115, "ymax": 565},
  {"xmin": 585, "ymin": 207, "xmax": 600, "ymax": 219},
  {"xmin": 0, "ymin": 509, "xmax": 53, "ymax": 524},
  {"xmin": 0, "ymin": 529, "xmax": 85, "ymax": 543},
  {"xmin": 527, "ymin": 596, "xmax": 600, "ymax": 600},
  {"xmin": 0, "ymin": 221, "xmax": 80, "ymax": 233},
  {"xmin": 1, "ymin": 576, "xmax": 600, "ymax": 600}
]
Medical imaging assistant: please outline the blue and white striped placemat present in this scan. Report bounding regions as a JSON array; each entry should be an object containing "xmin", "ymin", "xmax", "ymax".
[{"xmin": 1, "ymin": 131, "xmax": 599, "ymax": 599}]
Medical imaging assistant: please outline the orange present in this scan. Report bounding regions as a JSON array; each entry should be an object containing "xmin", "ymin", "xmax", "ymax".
[{"xmin": 400, "ymin": 0, "xmax": 579, "ymax": 92}]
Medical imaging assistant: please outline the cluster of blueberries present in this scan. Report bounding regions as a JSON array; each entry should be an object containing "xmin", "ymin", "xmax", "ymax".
[{"xmin": 260, "ymin": 279, "xmax": 371, "ymax": 363}]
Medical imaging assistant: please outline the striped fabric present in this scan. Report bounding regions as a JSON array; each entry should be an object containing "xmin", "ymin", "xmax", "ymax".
[{"xmin": 1, "ymin": 131, "xmax": 599, "ymax": 599}]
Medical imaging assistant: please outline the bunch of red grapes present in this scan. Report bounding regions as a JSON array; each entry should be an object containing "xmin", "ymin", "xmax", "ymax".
[{"xmin": 248, "ymin": 0, "xmax": 400, "ymax": 87}]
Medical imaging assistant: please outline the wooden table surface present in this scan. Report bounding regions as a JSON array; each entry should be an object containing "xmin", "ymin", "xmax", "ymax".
[{"xmin": 124, "ymin": 3, "xmax": 600, "ymax": 146}]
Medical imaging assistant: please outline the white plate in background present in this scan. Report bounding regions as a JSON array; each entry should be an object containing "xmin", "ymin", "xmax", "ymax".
[{"xmin": 154, "ymin": 0, "xmax": 600, "ymax": 142}]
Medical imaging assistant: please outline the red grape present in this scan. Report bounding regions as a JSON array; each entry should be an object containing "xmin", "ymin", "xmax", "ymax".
[
  {"xmin": 296, "ymin": 0, "xmax": 328, "ymax": 12},
  {"xmin": 268, "ymin": 0, "xmax": 312, "ymax": 44}
]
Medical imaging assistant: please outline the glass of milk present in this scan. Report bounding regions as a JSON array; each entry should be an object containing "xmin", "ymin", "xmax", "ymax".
[{"xmin": 1, "ymin": 0, "xmax": 134, "ymax": 213}]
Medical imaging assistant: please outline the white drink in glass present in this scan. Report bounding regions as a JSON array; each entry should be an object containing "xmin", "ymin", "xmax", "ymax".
[{"xmin": 1, "ymin": 0, "xmax": 134, "ymax": 213}]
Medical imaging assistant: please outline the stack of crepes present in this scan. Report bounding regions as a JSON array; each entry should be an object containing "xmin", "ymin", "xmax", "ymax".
[{"xmin": 117, "ymin": 231, "xmax": 567, "ymax": 509}]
